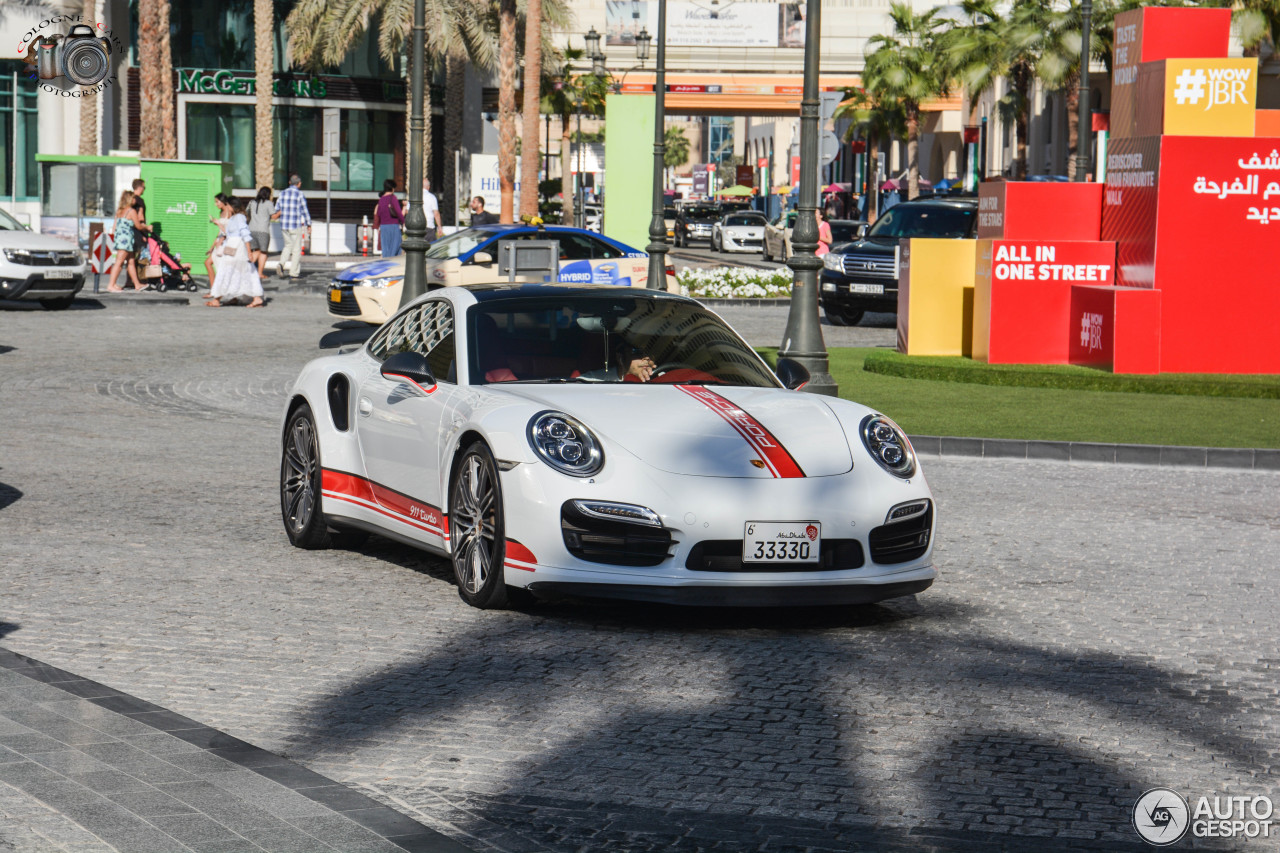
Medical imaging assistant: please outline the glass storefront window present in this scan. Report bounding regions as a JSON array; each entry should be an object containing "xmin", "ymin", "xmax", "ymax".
[
  {"xmin": 0, "ymin": 78, "xmax": 38, "ymax": 200},
  {"xmin": 338, "ymin": 109, "xmax": 399, "ymax": 193},
  {"xmin": 274, "ymin": 105, "xmax": 319, "ymax": 191},
  {"xmin": 187, "ymin": 103, "xmax": 255, "ymax": 189}
]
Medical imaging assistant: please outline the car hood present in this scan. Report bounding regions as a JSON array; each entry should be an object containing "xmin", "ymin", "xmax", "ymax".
[
  {"xmin": 724, "ymin": 225, "xmax": 765, "ymax": 235},
  {"xmin": 0, "ymin": 231, "xmax": 79, "ymax": 252},
  {"xmin": 833, "ymin": 236, "xmax": 897, "ymax": 256},
  {"xmin": 498, "ymin": 384, "xmax": 853, "ymax": 478}
]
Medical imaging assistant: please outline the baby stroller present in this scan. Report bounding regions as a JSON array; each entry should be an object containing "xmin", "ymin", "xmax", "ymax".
[{"xmin": 140, "ymin": 235, "xmax": 199, "ymax": 293}]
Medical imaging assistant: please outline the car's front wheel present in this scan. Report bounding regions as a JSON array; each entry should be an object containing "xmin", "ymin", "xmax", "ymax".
[
  {"xmin": 823, "ymin": 305, "xmax": 848, "ymax": 326},
  {"xmin": 450, "ymin": 441, "xmax": 514, "ymax": 609}
]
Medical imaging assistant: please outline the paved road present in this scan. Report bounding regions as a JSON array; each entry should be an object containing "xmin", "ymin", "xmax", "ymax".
[{"xmin": 1, "ymin": 293, "xmax": 1277, "ymax": 852}]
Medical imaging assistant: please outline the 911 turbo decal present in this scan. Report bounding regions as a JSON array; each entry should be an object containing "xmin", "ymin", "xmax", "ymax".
[
  {"xmin": 675, "ymin": 386, "xmax": 805, "ymax": 479},
  {"xmin": 321, "ymin": 469, "xmax": 447, "ymax": 537}
]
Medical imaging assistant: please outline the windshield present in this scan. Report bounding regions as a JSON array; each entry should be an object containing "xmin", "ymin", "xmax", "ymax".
[
  {"xmin": 0, "ymin": 208, "xmax": 28, "ymax": 231},
  {"xmin": 865, "ymin": 205, "xmax": 974, "ymax": 239},
  {"xmin": 683, "ymin": 206, "xmax": 720, "ymax": 219},
  {"xmin": 725, "ymin": 214, "xmax": 765, "ymax": 226},
  {"xmin": 469, "ymin": 296, "xmax": 780, "ymax": 387},
  {"xmin": 425, "ymin": 229, "xmax": 491, "ymax": 260}
]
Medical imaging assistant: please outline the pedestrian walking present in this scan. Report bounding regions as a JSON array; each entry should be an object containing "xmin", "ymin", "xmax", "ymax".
[
  {"xmin": 105, "ymin": 190, "xmax": 145, "ymax": 292},
  {"xmin": 277, "ymin": 174, "xmax": 311, "ymax": 279},
  {"xmin": 373, "ymin": 179, "xmax": 404, "ymax": 257},
  {"xmin": 816, "ymin": 208, "xmax": 833, "ymax": 257},
  {"xmin": 422, "ymin": 177, "xmax": 443, "ymax": 242},
  {"xmin": 207, "ymin": 198, "xmax": 265, "ymax": 308},
  {"xmin": 469, "ymin": 196, "xmax": 497, "ymax": 227},
  {"xmin": 247, "ymin": 186, "xmax": 275, "ymax": 277},
  {"xmin": 203, "ymin": 194, "xmax": 231, "ymax": 286}
]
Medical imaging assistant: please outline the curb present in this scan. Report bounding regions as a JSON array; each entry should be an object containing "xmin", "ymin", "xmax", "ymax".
[
  {"xmin": 0, "ymin": 647, "xmax": 474, "ymax": 853},
  {"xmin": 910, "ymin": 435, "xmax": 1280, "ymax": 472},
  {"xmin": 84, "ymin": 292, "xmax": 191, "ymax": 306}
]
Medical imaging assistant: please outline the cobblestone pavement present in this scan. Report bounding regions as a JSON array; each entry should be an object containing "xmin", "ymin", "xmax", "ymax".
[{"xmin": 1, "ymin": 294, "xmax": 1277, "ymax": 852}]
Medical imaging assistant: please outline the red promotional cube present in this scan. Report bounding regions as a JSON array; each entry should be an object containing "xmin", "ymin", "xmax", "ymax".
[
  {"xmin": 1070, "ymin": 286, "xmax": 1162, "ymax": 374},
  {"xmin": 1102, "ymin": 135, "xmax": 1280, "ymax": 373},
  {"xmin": 973, "ymin": 239, "xmax": 1117, "ymax": 364},
  {"xmin": 1109, "ymin": 7, "xmax": 1233, "ymax": 138},
  {"xmin": 977, "ymin": 182, "xmax": 1105, "ymax": 241}
]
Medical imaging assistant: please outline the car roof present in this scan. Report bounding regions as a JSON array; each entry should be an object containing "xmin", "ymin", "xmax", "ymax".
[
  {"xmin": 891, "ymin": 197, "xmax": 978, "ymax": 209},
  {"xmin": 462, "ymin": 283, "xmax": 696, "ymax": 303}
]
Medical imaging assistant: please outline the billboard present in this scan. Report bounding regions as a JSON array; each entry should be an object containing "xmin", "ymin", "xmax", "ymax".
[
  {"xmin": 469, "ymin": 154, "xmax": 521, "ymax": 215},
  {"xmin": 605, "ymin": 2, "xmax": 804, "ymax": 48}
]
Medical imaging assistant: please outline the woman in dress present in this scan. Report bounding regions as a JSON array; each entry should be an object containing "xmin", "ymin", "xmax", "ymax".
[
  {"xmin": 203, "ymin": 194, "xmax": 231, "ymax": 288},
  {"xmin": 207, "ymin": 198, "xmax": 265, "ymax": 308},
  {"xmin": 373, "ymin": 179, "xmax": 404, "ymax": 257},
  {"xmin": 815, "ymin": 208, "xmax": 833, "ymax": 257},
  {"xmin": 105, "ymin": 190, "xmax": 145, "ymax": 292},
  {"xmin": 247, "ymin": 186, "xmax": 275, "ymax": 277}
]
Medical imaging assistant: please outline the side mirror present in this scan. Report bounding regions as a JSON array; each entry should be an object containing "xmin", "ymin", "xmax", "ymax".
[
  {"xmin": 775, "ymin": 357, "xmax": 810, "ymax": 391},
  {"xmin": 472, "ymin": 251, "xmax": 494, "ymax": 265},
  {"xmin": 380, "ymin": 351, "xmax": 437, "ymax": 394}
]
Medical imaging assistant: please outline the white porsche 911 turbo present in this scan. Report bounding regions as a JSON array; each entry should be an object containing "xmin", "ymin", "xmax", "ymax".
[{"xmin": 280, "ymin": 284, "xmax": 936, "ymax": 609}]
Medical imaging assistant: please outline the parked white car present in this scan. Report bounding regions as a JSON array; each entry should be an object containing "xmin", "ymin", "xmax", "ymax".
[
  {"xmin": 282, "ymin": 283, "xmax": 937, "ymax": 609},
  {"xmin": 711, "ymin": 211, "xmax": 768, "ymax": 254},
  {"xmin": 0, "ymin": 207, "xmax": 87, "ymax": 310}
]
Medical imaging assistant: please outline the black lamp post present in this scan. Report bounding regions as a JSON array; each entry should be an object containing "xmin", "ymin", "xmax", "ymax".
[
  {"xmin": 402, "ymin": 0, "xmax": 428, "ymax": 301},
  {"xmin": 1075, "ymin": 0, "xmax": 1094, "ymax": 181},
  {"xmin": 644, "ymin": 0, "xmax": 668, "ymax": 290},
  {"xmin": 777, "ymin": 0, "xmax": 837, "ymax": 395}
]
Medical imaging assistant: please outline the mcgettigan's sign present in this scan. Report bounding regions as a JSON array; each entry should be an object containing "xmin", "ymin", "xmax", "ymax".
[{"xmin": 177, "ymin": 68, "xmax": 327, "ymax": 98}]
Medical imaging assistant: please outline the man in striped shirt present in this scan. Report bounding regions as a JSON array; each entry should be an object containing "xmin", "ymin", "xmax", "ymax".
[{"xmin": 276, "ymin": 174, "xmax": 311, "ymax": 279}]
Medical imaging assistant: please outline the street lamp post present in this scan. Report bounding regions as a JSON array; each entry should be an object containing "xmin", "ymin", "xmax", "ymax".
[
  {"xmin": 645, "ymin": 0, "xmax": 669, "ymax": 290},
  {"xmin": 1075, "ymin": 0, "xmax": 1094, "ymax": 182},
  {"xmin": 401, "ymin": 0, "xmax": 428, "ymax": 302},
  {"xmin": 777, "ymin": 0, "xmax": 837, "ymax": 396}
]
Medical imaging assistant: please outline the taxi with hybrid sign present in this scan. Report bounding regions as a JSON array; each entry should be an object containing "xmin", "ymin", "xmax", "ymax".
[{"xmin": 328, "ymin": 224, "xmax": 676, "ymax": 324}]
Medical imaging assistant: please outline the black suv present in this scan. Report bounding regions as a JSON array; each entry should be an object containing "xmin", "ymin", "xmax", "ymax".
[
  {"xmin": 673, "ymin": 204, "xmax": 722, "ymax": 247},
  {"xmin": 820, "ymin": 197, "xmax": 977, "ymax": 326}
]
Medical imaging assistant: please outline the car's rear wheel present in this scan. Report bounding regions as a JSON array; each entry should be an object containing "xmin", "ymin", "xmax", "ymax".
[
  {"xmin": 40, "ymin": 297, "xmax": 74, "ymax": 311},
  {"xmin": 281, "ymin": 404, "xmax": 334, "ymax": 549},
  {"xmin": 450, "ymin": 442, "xmax": 514, "ymax": 609}
]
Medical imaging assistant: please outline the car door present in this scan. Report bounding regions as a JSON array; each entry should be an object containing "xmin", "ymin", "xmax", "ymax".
[{"xmin": 355, "ymin": 299, "xmax": 460, "ymax": 546}]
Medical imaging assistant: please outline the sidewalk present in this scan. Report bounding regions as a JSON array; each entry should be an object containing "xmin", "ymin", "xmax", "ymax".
[{"xmin": 0, "ymin": 648, "xmax": 471, "ymax": 853}]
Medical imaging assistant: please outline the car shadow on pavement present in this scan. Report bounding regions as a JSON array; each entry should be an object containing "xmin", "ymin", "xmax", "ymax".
[
  {"xmin": 278, "ymin": 572, "xmax": 1265, "ymax": 852},
  {"xmin": 0, "ymin": 480, "xmax": 22, "ymax": 512},
  {"xmin": 0, "ymin": 622, "xmax": 19, "ymax": 640}
]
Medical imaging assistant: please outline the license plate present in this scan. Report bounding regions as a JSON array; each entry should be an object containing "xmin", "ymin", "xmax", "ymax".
[
  {"xmin": 330, "ymin": 288, "xmax": 342, "ymax": 303},
  {"xmin": 850, "ymin": 283, "xmax": 884, "ymax": 294},
  {"xmin": 743, "ymin": 521, "xmax": 821, "ymax": 563},
  {"xmin": 44, "ymin": 269, "xmax": 74, "ymax": 279}
]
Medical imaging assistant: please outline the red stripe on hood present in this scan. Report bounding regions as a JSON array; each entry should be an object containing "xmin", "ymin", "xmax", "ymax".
[{"xmin": 675, "ymin": 386, "xmax": 805, "ymax": 478}]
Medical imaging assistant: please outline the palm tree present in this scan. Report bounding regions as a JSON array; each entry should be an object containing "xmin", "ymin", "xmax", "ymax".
[
  {"xmin": 78, "ymin": 0, "xmax": 97, "ymax": 156},
  {"xmin": 443, "ymin": 51, "xmax": 467, "ymax": 225},
  {"xmin": 497, "ymin": 0, "xmax": 517, "ymax": 222},
  {"xmin": 254, "ymin": 0, "xmax": 274, "ymax": 189},
  {"xmin": 663, "ymin": 126, "xmax": 690, "ymax": 188},
  {"xmin": 863, "ymin": 2, "xmax": 947, "ymax": 200},
  {"xmin": 138, "ymin": 0, "xmax": 177, "ymax": 159},
  {"xmin": 835, "ymin": 88, "xmax": 906, "ymax": 221},
  {"xmin": 518, "ymin": 0, "xmax": 543, "ymax": 219},
  {"xmin": 288, "ymin": 0, "xmax": 494, "ymax": 193}
]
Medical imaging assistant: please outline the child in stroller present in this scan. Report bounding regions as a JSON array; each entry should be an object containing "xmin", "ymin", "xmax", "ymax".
[{"xmin": 138, "ymin": 235, "xmax": 199, "ymax": 293}]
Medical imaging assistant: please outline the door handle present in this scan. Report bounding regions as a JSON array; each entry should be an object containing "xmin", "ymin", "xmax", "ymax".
[{"xmin": 358, "ymin": 397, "xmax": 373, "ymax": 416}]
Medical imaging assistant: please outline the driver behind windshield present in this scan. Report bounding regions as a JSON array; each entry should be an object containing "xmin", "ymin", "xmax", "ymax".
[{"xmin": 580, "ymin": 339, "xmax": 656, "ymax": 383}]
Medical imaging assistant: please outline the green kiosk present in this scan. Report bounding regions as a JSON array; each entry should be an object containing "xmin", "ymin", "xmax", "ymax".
[{"xmin": 138, "ymin": 159, "xmax": 234, "ymax": 271}]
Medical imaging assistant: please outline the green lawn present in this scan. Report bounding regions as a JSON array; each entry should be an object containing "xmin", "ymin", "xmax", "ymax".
[{"xmin": 760, "ymin": 347, "xmax": 1280, "ymax": 448}]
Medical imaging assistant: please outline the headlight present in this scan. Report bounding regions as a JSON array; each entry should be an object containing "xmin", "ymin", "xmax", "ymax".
[
  {"xmin": 860, "ymin": 414, "xmax": 916, "ymax": 478},
  {"xmin": 359, "ymin": 276, "xmax": 403, "ymax": 289},
  {"xmin": 3, "ymin": 249, "xmax": 32, "ymax": 264},
  {"xmin": 528, "ymin": 411, "xmax": 604, "ymax": 477},
  {"xmin": 822, "ymin": 253, "xmax": 843, "ymax": 271}
]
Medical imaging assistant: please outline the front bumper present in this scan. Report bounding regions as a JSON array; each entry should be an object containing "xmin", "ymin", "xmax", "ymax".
[
  {"xmin": 328, "ymin": 281, "xmax": 406, "ymax": 324},
  {"xmin": 0, "ymin": 270, "xmax": 86, "ymax": 301},
  {"xmin": 722, "ymin": 233, "xmax": 764, "ymax": 253},
  {"xmin": 820, "ymin": 271, "xmax": 898, "ymax": 313},
  {"xmin": 498, "ymin": 452, "xmax": 936, "ymax": 607}
]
